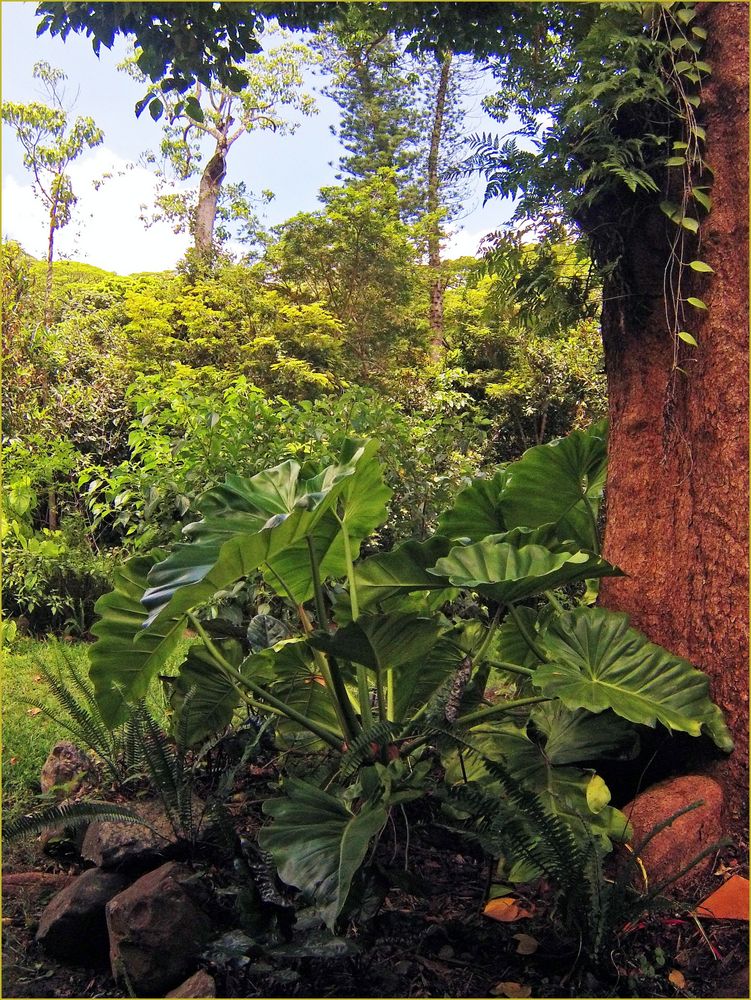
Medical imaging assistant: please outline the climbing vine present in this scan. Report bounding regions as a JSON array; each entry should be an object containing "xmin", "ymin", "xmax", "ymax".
[{"xmin": 465, "ymin": 1, "xmax": 713, "ymax": 390}]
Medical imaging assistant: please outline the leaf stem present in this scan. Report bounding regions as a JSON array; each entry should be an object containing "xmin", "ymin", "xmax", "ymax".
[
  {"xmin": 188, "ymin": 615, "xmax": 343, "ymax": 750},
  {"xmin": 507, "ymin": 603, "xmax": 546, "ymax": 661},
  {"xmin": 455, "ymin": 695, "xmax": 550, "ymax": 728}
]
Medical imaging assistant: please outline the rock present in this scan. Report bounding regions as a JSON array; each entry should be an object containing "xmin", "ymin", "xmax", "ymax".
[
  {"xmin": 167, "ymin": 970, "xmax": 217, "ymax": 997},
  {"xmin": 41, "ymin": 742, "xmax": 93, "ymax": 795},
  {"xmin": 621, "ymin": 775, "xmax": 724, "ymax": 890},
  {"xmin": 36, "ymin": 868, "xmax": 130, "ymax": 963},
  {"xmin": 81, "ymin": 799, "xmax": 177, "ymax": 871},
  {"xmin": 106, "ymin": 862, "xmax": 214, "ymax": 994}
]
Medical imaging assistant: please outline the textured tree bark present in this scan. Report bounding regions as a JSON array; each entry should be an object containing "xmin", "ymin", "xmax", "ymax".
[
  {"xmin": 194, "ymin": 147, "xmax": 227, "ymax": 257},
  {"xmin": 598, "ymin": 3, "xmax": 748, "ymax": 829},
  {"xmin": 427, "ymin": 52, "xmax": 452, "ymax": 358}
]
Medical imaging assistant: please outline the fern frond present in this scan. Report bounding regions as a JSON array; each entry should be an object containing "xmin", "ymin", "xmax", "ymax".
[
  {"xmin": 339, "ymin": 720, "xmax": 400, "ymax": 780},
  {"xmin": 4, "ymin": 801, "xmax": 142, "ymax": 841}
]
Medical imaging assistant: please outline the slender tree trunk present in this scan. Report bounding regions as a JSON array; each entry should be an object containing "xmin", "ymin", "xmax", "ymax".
[
  {"xmin": 427, "ymin": 53, "xmax": 452, "ymax": 360},
  {"xmin": 598, "ymin": 3, "xmax": 748, "ymax": 829},
  {"xmin": 45, "ymin": 210, "xmax": 55, "ymax": 327},
  {"xmin": 194, "ymin": 145, "xmax": 227, "ymax": 257}
]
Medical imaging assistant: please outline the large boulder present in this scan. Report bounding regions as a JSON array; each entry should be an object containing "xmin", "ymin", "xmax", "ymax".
[
  {"xmin": 81, "ymin": 799, "xmax": 178, "ymax": 871},
  {"xmin": 36, "ymin": 868, "xmax": 130, "ymax": 963},
  {"xmin": 40, "ymin": 741, "xmax": 93, "ymax": 795},
  {"xmin": 621, "ymin": 775, "xmax": 724, "ymax": 890},
  {"xmin": 106, "ymin": 862, "xmax": 214, "ymax": 995}
]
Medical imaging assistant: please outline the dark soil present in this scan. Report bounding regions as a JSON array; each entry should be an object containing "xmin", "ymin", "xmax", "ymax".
[{"xmin": 3, "ymin": 818, "xmax": 747, "ymax": 1000}]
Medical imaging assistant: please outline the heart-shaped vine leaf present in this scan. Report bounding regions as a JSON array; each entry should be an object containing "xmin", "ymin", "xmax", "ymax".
[{"xmin": 533, "ymin": 608, "xmax": 733, "ymax": 750}]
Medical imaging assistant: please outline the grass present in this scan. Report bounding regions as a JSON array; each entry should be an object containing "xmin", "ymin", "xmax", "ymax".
[{"xmin": 1, "ymin": 636, "xmax": 189, "ymax": 819}]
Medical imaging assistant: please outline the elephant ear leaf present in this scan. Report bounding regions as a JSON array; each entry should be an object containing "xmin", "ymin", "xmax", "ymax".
[
  {"xmin": 429, "ymin": 537, "xmax": 619, "ymax": 604},
  {"xmin": 142, "ymin": 439, "xmax": 388, "ymax": 626},
  {"xmin": 533, "ymin": 607, "xmax": 733, "ymax": 751},
  {"xmin": 89, "ymin": 555, "xmax": 186, "ymax": 727},
  {"xmin": 437, "ymin": 470, "xmax": 508, "ymax": 543},
  {"xmin": 259, "ymin": 778, "xmax": 387, "ymax": 929},
  {"xmin": 501, "ymin": 418, "xmax": 608, "ymax": 550},
  {"xmin": 166, "ymin": 639, "xmax": 246, "ymax": 746}
]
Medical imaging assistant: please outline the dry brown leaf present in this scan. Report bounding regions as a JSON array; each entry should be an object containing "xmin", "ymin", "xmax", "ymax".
[
  {"xmin": 483, "ymin": 896, "xmax": 535, "ymax": 922},
  {"xmin": 694, "ymin": 874, "xmax": 750, "ymax": 921},
  {"xmin": 668, "ymin": 969, "xmax": 687, "ymax": 990},
  {"xmin": 9, "ymin": 757, "xmax": 18, "ymax": 765},
  {"xmin": 26, "ymin": 707, "xmax": 42, "ymax": 717},
  {"xmin": 491, "ymin": 982, "xmax": 532, "ymax": 998},
  {"xmin": 513, "ymin": 933, "xmax": 539, "ymax": 955},
  {"xmin": 33, "ymin": 674, "xmax": 42, "ymax": 683}
]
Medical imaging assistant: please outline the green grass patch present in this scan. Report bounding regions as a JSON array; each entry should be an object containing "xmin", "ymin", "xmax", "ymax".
[{"xmin": 2, "ymin": 636, "xmax": 190, "ymax": 818}]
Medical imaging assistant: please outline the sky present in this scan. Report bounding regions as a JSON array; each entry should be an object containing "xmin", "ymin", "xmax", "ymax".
[{"xmin": 1, "ymin": 2, "xmax": 515, "ymax": 274}]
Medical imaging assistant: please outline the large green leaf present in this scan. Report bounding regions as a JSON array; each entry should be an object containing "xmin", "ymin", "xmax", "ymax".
[
  {"xmin": 428, "ymin": 536, "xmax": 620, "ymax": 604},
  {"xmin": 341, "ymin": 536, "xmax": 455, "ymax": 618},
  {"xmin": 142, "ymin": 440, "xmax": 390, "ymax": 625},
  {"xmin": 445, "ymin": 722, "xmax": 630, "ymax": 850},
  {"xmin": 533, "ymin": 608, "xmax": 733, "ymax": 751},
  {"xmin": 500, "ymin": 418, "xmax": 608, "ymax": 550},
  {"xmin": 311, "ymin": 613, "xmax": 446, "ymax": 673},
  {"xmin": 260, "ymin": 639, "xmax": 345, "ymax": 748},
  {"xmin": 167, "ymin": 639, "xmax": 246, "ymax": 746},
  {"xmin": 529, "ymin": 702, "xmax": 640, "ymax": 766},
  {"xmin": 259, "ymin": 778, "xmax": 388, "ymax": 928},
  {"xmin": 437, "ymin": 469, "xmax": 508, "ymax": 543},
  {"xmin": 89, "ymin": 556, "xmax": 187, "ymax": 727}
]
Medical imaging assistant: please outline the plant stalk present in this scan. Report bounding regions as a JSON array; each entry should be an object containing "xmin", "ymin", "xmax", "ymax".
[{"xmin": 507, "ymin": 603, "xmax": 546, "ymax": 661}]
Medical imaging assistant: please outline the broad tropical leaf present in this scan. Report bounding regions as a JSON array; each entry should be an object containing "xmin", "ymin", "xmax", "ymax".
[
  {"xmin": 259, "ymin": 778, "xmax": 388, "ymax": 928},
  {"xmin": 167, "ymin": 639, "xmax": 246, "ymax": 746},
  {"xmin": 501, "ymin": 419, "xmax": 608, "ymax": 550},
  {"xmin": 529, "ymin": 703, "xmax": 640, "ymax": 766},
  {"xmin": 247, "ymin": 614, "xmax": 291, "ymax": 652},
  {"xmin": 311, "ymin": 613, "xmax": 445, "ymax": 673},
  {"xmin": 437, "ymin": 470, "xmax": 508, "ymax": 543},
  {"xmin": 533, "ymin": 608, "xmax": 733, "ymax": 751},
  {"xmin": 429, "ymin": 537, "xmax": 620, "ymax": 605},
  {"xmin": 341, "ymin": 536, "xmax": 455, "ymax": 618},
  {"xmin": 89, "ymin": 556, "xmax": 186, "ymax": 727},
  {"xmin": 142, "ymin": 440, "xmax": 390, "ymax": 625},
  {"xmin": 444, "ymin": 722, "xmax": 630, "ymax": 849}
]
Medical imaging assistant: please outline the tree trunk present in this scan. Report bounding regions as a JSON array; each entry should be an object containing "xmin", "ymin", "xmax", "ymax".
[
  {"xmin": 194, "ymin": 146, "xmax": 227, "ymax": 258},
  {"xmin": 427, "ymin": 53, "xmax": 452, "ymax": 360},
  {"xmin": 598, "ymin": 3, "xmax": 748, "ymax": 829},
  {"xmin": 45, "ymin": 210, "xmax": 55, "ymax": 326}
]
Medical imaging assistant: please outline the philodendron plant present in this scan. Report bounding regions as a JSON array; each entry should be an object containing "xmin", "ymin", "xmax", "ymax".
[{"xmin": 89, "ymin": 422, "xmax": 731, "ymax": 930}]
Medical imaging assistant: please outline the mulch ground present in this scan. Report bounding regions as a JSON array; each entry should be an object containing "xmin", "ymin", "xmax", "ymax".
[{"xmin": 3, "ymin": 819, "xmax": 747, "ymax": 999}]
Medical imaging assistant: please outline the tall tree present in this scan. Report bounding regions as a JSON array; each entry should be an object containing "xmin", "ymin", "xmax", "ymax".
[
  {"xmin": 2, "ymin": 61, "xmax": 103, "ymax": 324},
  {"xmin": 123, "ymin": 34, "xmax": 317, "ymax": 260},
  {"xmin": 313, "ymin": 11, "xmax": 424, "ymax": 220}
]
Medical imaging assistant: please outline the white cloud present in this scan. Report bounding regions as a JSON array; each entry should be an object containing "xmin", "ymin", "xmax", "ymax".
[
  {"xmin": 2, "ymin": 146, "xmax": 191, "ymax": 274},
  {"xmin": 444, "ymin": 227, "xmax": 491, "ymax": 260}
]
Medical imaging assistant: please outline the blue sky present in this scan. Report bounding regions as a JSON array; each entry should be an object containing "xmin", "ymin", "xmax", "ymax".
[{"xmin": 2, "ymin": 1, "xmax": 514, "ymax": 273}]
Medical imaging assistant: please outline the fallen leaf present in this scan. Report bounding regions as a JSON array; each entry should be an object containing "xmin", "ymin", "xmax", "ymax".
[
  {"xmin": 9, "ymin": 757, "xmax": 18, "ymax": 765},
  {"xmin": 668, "ymin": 969, "xmax": 687, "ymax": 990},
  {"xmin": 491, "ymin": 982, "xmax": 532, "ymax": 998},
  {"xmin": 483, "ymin": 896, "xmax": 535, "ymax": 922},
  {"xmin": 26, "ymin": 707, "xmax": 42, "ymax": 717},
  {"xmin": 2, "ymin": 917, "xmax": 12, "ymax": 926},
  {"xmin": 693, "ymin": 875, "xmax": 750, "ymax": 921},
  {"xmin": 33, "ymin": 674, "xmax": 42, "ymax": 683},
  {"xmin": 513, "ymin": 933, "xmax": 539, "ymax": 955}
]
